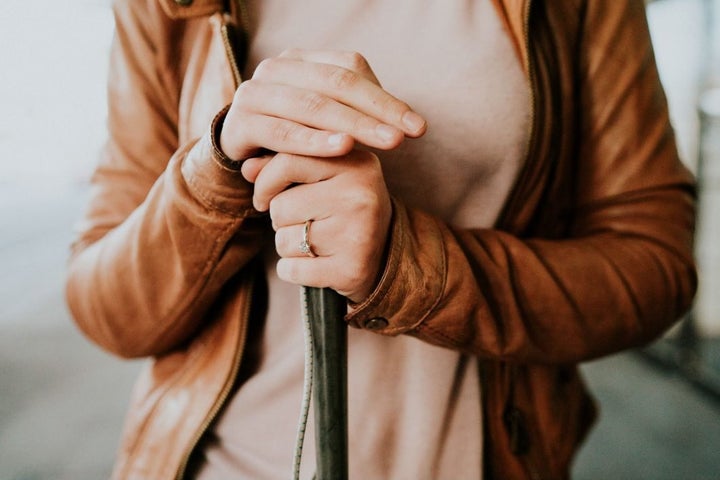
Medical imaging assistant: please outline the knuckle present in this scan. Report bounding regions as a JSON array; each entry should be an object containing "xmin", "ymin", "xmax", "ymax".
[
  {"xmin": 368, "ymin": 166, "xmax": 385, "ymax": 187},
  {"xmin": 252, "ymin": 177, "xmax": 271, "ymax": 209},
  {"xmin": 233, "ymin": 80, "xmax": 255, "ymax": 108},
  {"xmin": 365, "ymin": 154, "xmax": 383, "ymax": 173},
  {"xmin": 267, "ymin": 191, "xmax": 293, "ymax": 226},
  {"xmin": 352, "ymin": 150, "xmax": 382, "ymax": 169},
  {"xmin": 350, "ymin": 188, "xmax": 378, "ymax": 212},
  {"xmin": 381, "ymin": 95, "xmax": 410, "ymax": 120},
  {"xmin": 301, "ymin": 92, "xmax": 328, "ymax": 115},
  {"xmin": 329, "ymin": 67, "xmax": 358, "ymax": 90},
  {"xmin": 253, "ymin": 58, "xmax": 276, "ymax": 79},
  {"xmin": 268, "ymin": 196, "xmax": 282, "ymax": 223},
  {"xmin": 279, "ymin": 165, "xmax": 297, "ymax": 187},
  {"xmin": 353, "ymin": 113, "xmax": 376, "ymax": 134},
  {"xmin": 270, "ymin": 122, "xmax": 297, "ymax": 145},
  {"xmin": 343, "ymin": 51, "xmax": 368, "ymax": 72},
  {"xmin": 349, "ymin": 115, "xmax": 368, "ymax": 137},
  {"xmin": 274, "ymin": 153, "xmax": 295, "ymax": 177}
]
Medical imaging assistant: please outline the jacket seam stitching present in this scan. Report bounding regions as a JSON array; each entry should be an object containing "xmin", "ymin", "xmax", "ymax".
[
  {"xmin": 383, "ymin": 215, "xmax": 448, "ymax": 335},
  {"xmin": 118, "ymin": 217, "xmax": 241, "ymax": 475},
  {"xmin": 185, "ymin": 172, "xmax": 254, "ymax": 218}
]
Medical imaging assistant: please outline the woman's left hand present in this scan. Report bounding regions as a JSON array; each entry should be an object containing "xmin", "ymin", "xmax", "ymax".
[{"xmin": 241, "ymin": 150, "xmax": 391, "ymax": 303}]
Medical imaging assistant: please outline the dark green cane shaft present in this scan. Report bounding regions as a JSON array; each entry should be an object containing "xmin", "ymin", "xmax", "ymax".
[{"xmin": 306, "ymin": 287, "xmax": 348, "ymax": 480}]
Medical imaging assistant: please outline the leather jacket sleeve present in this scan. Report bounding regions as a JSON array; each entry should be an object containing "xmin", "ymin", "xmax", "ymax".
[
  {"xmin": 346, "ymin": 0, "xmax": 698, "ymax": 364},
  {"xmin": 65, "ymin": 0, "xmax": 263, "ymax": 358}
]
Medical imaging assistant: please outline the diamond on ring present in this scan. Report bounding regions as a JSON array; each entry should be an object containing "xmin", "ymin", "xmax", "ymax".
[{"xmin": 300, "ymin": 220, "xmax": 317, "ymax": 257}]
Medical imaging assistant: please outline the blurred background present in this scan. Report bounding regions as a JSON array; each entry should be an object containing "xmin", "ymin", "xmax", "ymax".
[{"xmin": 1, "ymin": 0, "xmax": 719, "ymax": 479}]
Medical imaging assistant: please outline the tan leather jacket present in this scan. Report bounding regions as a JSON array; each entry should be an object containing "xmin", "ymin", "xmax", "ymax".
[{"xmin": 66, "ymin": 0, "xmax": 697, "ymax": 478}]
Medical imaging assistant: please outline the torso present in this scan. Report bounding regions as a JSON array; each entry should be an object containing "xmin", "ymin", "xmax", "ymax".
[{"xmin": 195, "ymin": 0, "xmax": 530, "ymax": 478}]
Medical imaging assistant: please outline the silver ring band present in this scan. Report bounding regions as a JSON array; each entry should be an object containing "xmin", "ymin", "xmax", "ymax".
[{"xmin": 299, "ymin": 220, "xmax": 317, "ymax": 257}]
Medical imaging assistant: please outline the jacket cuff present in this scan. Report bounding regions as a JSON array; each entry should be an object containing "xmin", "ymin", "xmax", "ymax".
[
  {"xmin": 210, "ymin": 105, "xmax": 246, "ymax": 172},
  {"xmin": 180, "ymin": 107, "xmax": 258, "ymax": 218},
  {"xmin": 345, "ymin": 197, "xmax": 446, "ymax": 335}
]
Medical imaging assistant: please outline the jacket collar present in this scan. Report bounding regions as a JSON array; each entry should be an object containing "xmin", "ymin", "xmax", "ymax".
[
  {"xmin": 156, "ymin": 0, "xmax": 532, "ymax": 74},
  {"xmin": 158, "ymin": 0, "xmax": 224, "ymax": 19}
]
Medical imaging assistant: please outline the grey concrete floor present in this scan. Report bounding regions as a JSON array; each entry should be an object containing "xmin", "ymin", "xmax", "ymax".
[{"xmin": 1, "ymin": 186, "xmax": 719, "ymax": 480}]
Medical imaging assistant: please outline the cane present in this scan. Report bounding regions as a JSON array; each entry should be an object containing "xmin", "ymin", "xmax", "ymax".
[
  {"xmin": 224, "ymin": 6, "xmax": 349, "ymax": 476},
  {"xmin": 307, "ymin": 287, "xmax": 349, "ymax": 479},
  {"xmin": 296, "ymin": 286, "xmax": 349, "ymax": 480}
]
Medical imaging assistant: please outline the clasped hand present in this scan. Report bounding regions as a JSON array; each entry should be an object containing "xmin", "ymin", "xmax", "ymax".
[{"xmin": 219, "ymin": 49, "xmax": 426, "ymax": 303}]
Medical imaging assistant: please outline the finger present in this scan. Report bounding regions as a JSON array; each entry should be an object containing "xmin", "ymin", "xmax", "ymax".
[
  {"xmin": 252, "ymin": 58, "xmax": 427, "ymax": 138},
  {"xmin": 240, "ymin": 154, "xmax": 273, "ymax": 183},
  {"xmin": 270, "ymin": 191, "xmax": 384, "ymax": 256},
  {"xmin": 253, "ymin": 153, "xmax": 341, "ymax": 212},
  {"xmin": 276, "ymin": 257, "xmax": 335, "ymax": 290},
  {"xmin": 260, "ymin": 151, "xmax": 383, "ymax": 220},
  {"xmin": 278, "ymin": 49, "xmax": 380, "ymax": 84},
  {"xmin": 236, "ymin": 81, "xmax": 403, "ymax": 149},
  {"xmin": 276, "ymin": 256, "xmax": 373, "ymax": 301},
  {"xmin": 275, "ymin": 219, "xmax": 335, "ymax": 258},
  {"xmin": 221, "ymin": 110, "xmax": 354, "ymax": 160}
]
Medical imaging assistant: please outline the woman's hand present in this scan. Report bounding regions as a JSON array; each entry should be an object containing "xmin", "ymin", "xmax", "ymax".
[
  {"xmin": 221, "ymin": 49, "xmax": 426, "ymax": 302},
  {"xmin": 242, "ymin": 149, "xmax": 391, "ymax": 303},
  {"xmin": 219, "ymin": 49, "xmax": 426, "ymax": 161}
]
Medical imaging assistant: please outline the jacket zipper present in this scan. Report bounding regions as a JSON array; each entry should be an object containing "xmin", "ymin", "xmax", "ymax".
[
  {"xmin": 514, "ymin": 3, "xmax": 543, "ymax": 480},
  {"xmin": 498, "ymin": 0, "xmax": 537, "ymax": 233},
  {"xmin": 221, "ymin": 0, "xmax": 250, "ymax": 88},
  {"xmin": 481, "ymin": 0, "xmax": 541, "ymax": 478},
  {"xmin": 174, "ymin": 11, "xmax": 251, "ymax": 477},
  {"xmin": 174, "ymin": 278, "xmax": 254, "ymax": 480},
  {"xmin": 221, "ymin": 20, "xmax": 243, "ymax": 88},
  {"xmin": 521, "ymin": 0, "xmax": 536, "ymax": 170}
]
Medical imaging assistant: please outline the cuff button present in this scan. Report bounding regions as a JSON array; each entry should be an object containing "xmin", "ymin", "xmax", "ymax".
[{"xmin": 364, "ymin": 317, "xmax": 389, "ymax": 331}]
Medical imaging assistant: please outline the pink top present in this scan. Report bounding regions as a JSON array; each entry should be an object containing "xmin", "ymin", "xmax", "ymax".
[{"xmin": 196, "ymin": 0, "xmax": 531, "ymax": 478}]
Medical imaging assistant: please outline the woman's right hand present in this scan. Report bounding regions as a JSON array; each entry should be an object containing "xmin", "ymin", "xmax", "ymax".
[{"xmin": 219, "ymin": 49, "xmax": 427, "ymax": 162}]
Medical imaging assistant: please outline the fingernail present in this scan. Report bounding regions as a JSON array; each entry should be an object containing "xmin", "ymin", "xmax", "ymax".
[
  {"xmin": 375, "ymin": 124, "xmax": 399, "ymax": 143},
  {"xmin": 402, "ymin": 111, "xmax": 426, "ymax": 134},
  {"xmin": 276, "ymin": 260, "xmax": 290, "ymax": 280},
  {"xmin": 328, "ymin": 133, "xmax": 345, "ymax": 146}
]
